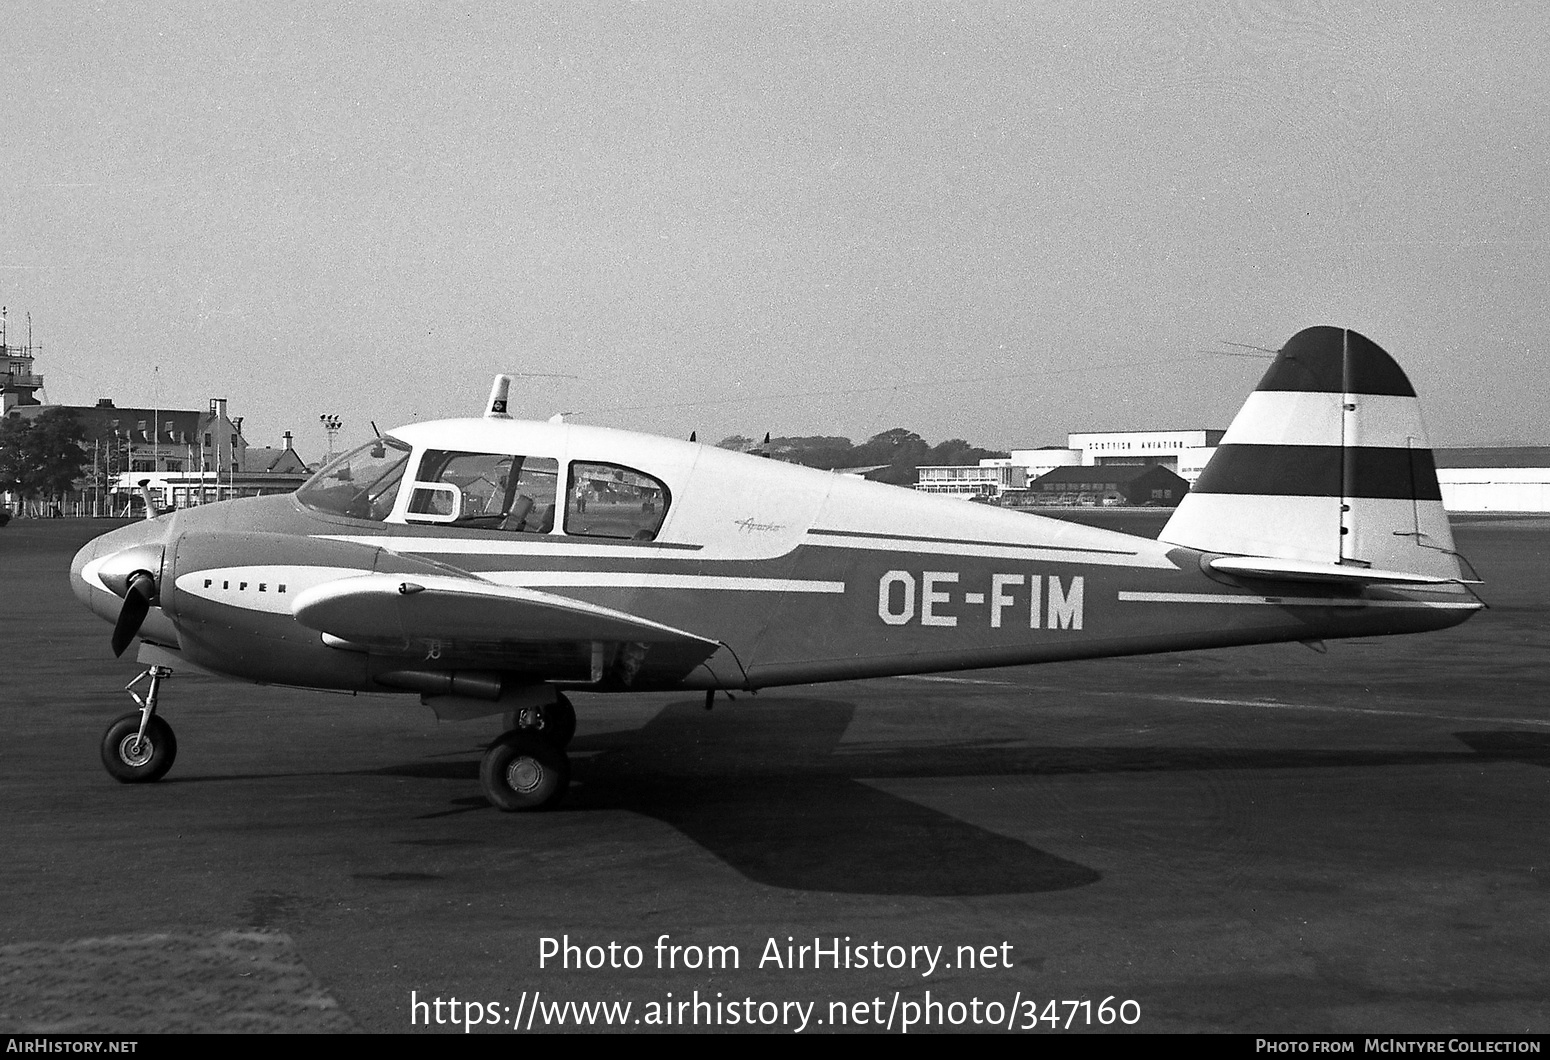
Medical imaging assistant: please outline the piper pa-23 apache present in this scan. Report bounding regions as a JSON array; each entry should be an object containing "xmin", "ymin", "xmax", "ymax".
[{"xmin": 71, "ymin": 326, "xmax": 1483, "ymax": 811}]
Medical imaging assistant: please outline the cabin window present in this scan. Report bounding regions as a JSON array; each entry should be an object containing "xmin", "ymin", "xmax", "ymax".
[
  {"xmin": 296, "ymin": 437, "xmax": 411, "ymax": 520},
  {"xmin": 565, "ymin": 462, "xmax": 670, "ymax": 541},
  {"xmin": 405, "ymin": 450, "xmax": 559, "ymax": 532}
]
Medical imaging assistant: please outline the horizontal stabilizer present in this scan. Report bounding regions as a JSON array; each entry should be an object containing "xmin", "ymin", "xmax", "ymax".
[
  {"xmin": 292, "ymin": 574, "xmax": 720, "ymax": 648},
  {"xmin": 1206, "ymin": 555, "xmax": 1475, "ymax": 586}
]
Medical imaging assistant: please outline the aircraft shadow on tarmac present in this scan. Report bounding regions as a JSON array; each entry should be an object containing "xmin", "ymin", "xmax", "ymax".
[
  {"xmin": 365, "ymin": 697, "xmax": 1103, "ymax": 897},
  {"xmin": 390, "ymin": 699, "xmax": 1549, "ymax": 898},
  {"xmin": 173, "ymin": 699, "xmax": 1550, "ymax": 898},
  {"xmin": 561, "ymin": 698, "xmax": 1104, "ymax": 897}
]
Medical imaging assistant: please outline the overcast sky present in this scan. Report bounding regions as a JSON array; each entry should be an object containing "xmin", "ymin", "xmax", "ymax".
[{"xmin": 4, "ymin": 2, "xmax": 1546, "ymax": 456}]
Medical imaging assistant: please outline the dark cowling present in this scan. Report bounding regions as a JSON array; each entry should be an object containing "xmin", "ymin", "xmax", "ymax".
[{"xmin": 111, "ymin": 571, "xmax": 158, "ymax": 657}]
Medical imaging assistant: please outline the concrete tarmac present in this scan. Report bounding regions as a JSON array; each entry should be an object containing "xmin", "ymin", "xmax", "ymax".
[{"xmin": 2, "ymin": 515, "xmax": 1546, "ymax": 1034}]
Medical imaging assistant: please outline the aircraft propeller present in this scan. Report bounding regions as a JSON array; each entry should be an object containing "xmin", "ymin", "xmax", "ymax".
[
  {"xmin": 97, "ymin": 544, "xmax": 165, "ymax": 657},
  {"xmin": 111, "ymin": 572, "xmax": 158, "ymax": 657}
]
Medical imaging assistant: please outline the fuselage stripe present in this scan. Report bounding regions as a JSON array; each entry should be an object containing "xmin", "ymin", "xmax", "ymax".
[
  {"xmin": 806, "ymin": 527, "xmax": 1137, "ymax": 556},
  {"xmin": 1117, "ymin": 590, "xmax": 1479, "ymax": 610},
  {"xmin": 803, "ymin": 534, "xmax": 1167, "ymax": 568},
  {"xmin": 313, "ymin": 534, "xmax": 703, "ymax": 556},
  {"xmin": 481, "ymin": 571, "xmax": 846, "ymax": 593}
]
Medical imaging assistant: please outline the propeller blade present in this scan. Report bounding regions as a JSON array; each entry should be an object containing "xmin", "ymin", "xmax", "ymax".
[{"xmin": 111, "ymin": 572, "xmax": 156, "ymax": 657}]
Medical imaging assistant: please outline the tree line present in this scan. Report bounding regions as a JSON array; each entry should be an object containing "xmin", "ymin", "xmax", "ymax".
[
  {"xmin": 717, "ymin": 429, "xmax": 1007, "ymax": 487},
  {"xmin": 0, "ymin": 409, "xmax": 89, "ymax": 514}
]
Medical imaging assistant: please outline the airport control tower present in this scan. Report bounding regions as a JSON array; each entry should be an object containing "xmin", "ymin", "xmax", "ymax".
[{"xmin": 1, "ymin": 307, "xmax": 44, "ymax": 412}]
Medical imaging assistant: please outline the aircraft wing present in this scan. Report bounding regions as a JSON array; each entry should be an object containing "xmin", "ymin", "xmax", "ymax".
[
  {"xmin": 1206, "ymin": 556, "xmax": 1476, "ymax": 585},
  {"xmin": 291, "ymin": 573, "xmax": 721, "ymax": 649}
]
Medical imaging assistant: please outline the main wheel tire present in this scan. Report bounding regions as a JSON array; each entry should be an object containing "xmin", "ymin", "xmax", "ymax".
[
  {"xmin": 539, "ymin": 693, "xmax": 577, "ymax": 749},
  {"xmin": 101, "ymin": 713, "xmax": 178, "ymax": 783},
  {"xmin": 480, "ymin": 732, "xmax": 570, "ymax": 811}
]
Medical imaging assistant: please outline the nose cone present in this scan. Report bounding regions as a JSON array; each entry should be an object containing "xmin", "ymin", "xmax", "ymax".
[
  {"xmin": 71, "ymin": 535, "xmax": 107, "ymax": 618},
  {"xmin": 72, "ymin": 520, "xmax": 171, "ymax": 625}
]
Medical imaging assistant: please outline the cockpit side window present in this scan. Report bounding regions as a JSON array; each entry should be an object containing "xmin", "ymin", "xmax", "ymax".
[
  {"xmin": 296, "ymin": 438, "xmax": 411, "ymax": 520},
  {"xmin": 565, "ymin": 462, "xmax": 670, "ymax": 540},
  {"xmin": 405, "ymin": 450, "xmax": 559, "ymax": 532}
]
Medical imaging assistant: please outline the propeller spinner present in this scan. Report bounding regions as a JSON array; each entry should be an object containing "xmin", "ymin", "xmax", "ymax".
[{"xmin": 96, "ymin": 544, "xmax": 165, "ymax": 657}]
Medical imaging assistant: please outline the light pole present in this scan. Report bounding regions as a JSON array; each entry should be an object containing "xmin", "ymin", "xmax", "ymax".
[{"xmin": 320, "ymin": 414, "xmax": 343, "ymax": 460}]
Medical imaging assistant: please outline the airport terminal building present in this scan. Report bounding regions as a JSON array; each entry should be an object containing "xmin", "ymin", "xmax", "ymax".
[{"xmin": 3, "ymin": 324, "xmax": 312, "ymax": 514}]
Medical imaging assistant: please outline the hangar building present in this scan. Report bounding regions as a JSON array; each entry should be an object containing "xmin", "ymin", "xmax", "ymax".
[
  {"xmin": 1066, "ymin": 429, "xmax": 1225, "ymax": 483},
  {"xmin": 1435, "ymin": 448, "xmax": 1550, "ymax": 512},
  {"xmin": 1021, "ymin": 464, "xmax": 1189, "ymax": 507}
]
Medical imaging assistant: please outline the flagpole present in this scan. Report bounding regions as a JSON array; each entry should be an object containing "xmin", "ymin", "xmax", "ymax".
[{"xmin": 153, "ymin": 366, "xmax": 160, "ymax": 481}]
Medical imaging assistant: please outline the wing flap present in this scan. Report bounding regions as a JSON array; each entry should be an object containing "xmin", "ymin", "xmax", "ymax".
[{"xmin": 291, "ymin": 573, "xmax": 721, "ymax": 648}]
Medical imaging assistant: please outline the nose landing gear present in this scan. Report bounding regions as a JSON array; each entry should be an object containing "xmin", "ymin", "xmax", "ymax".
[{"xmin": 101, "ymin": 665, "xmax": 177, "ymax": 783}]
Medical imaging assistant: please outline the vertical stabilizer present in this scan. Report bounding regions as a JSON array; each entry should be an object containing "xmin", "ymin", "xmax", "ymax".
[{"xmin": 1160, "ymin": 327, "xmax": 1464, "ymax": 580}]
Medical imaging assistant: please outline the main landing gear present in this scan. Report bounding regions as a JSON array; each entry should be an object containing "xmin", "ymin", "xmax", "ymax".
[
  {"xmin": 101, "ymin": 665, "xmax": 177, "ymax": 783},
  {"xmin": 480, "ymin": 692, "xmax": 576, "ymax": 812}
]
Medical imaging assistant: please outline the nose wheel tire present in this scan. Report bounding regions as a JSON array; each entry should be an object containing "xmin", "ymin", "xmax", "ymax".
[
  {"xmin": 101, "ymin": 713, "xmax": 178, "ymax": 783},
  {"xmin": 480, "ymin": 732, "xmax": 570, "ymax": 811}
]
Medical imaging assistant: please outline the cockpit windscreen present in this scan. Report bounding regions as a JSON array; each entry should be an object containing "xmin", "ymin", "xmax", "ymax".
[{"xmin": 295, "ymin": 437, "xmax": 411, "ymax": 520}]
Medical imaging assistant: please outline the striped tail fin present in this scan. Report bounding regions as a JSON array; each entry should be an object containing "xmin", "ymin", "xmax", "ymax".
[{"xmin": 1159, "ymin": 326, "xmax": 1467, "ymax": 582}]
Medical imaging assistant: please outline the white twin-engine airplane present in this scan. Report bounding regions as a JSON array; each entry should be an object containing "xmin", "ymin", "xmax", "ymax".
[{"xmin": 71, "ymin": 326, "xmax": 1482, "ymax": 811}]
